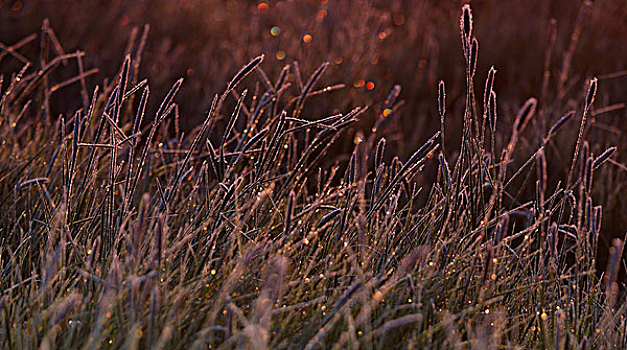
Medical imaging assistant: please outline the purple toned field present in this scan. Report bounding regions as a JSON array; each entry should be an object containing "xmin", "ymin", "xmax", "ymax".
[{"xmin": 1, "ymin": 0, "xmax": 626, "ymax": 348}]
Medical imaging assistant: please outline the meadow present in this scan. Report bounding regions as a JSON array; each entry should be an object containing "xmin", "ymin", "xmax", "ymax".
[{"xmin": 1, "ymin": 0, "xmax": 626, "ymax": 348}]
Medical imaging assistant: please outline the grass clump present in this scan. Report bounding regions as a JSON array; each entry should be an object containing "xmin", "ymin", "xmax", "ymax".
[{"xmin": 1, "ymin": 2, "xmax": 626, "ymax": 349}]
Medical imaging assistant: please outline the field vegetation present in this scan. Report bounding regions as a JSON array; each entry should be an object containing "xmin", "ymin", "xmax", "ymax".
[{"xmin": 1, "ymin": 0, "xmax": 626, "ymax": 348}]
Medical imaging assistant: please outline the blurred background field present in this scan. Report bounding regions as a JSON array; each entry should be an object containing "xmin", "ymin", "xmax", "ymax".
[{"xmin": 2, "ymin": 0, "xmax": 625, "ymax": 124}]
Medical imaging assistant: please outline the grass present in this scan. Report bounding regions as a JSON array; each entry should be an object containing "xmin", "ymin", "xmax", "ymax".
[{"xmin": 1, "ymin": 1, "xmax": 626, "ymax": 349}]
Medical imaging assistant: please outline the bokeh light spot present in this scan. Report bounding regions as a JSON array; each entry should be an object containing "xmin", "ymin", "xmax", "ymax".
[
  {"xmin": 257, "ymin": 2, "xmax": 269, "ymax": 13},
  {"xmin": 353, "ymin": 80, "xmax": 365, "ymax": 88},
  {"xmin": 393, "ymin": 15, "xmax": 405, "ymax": 26},
  {"xmin": 11, "ymin": 1, "xmax": 23, "ymax": 11}
]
